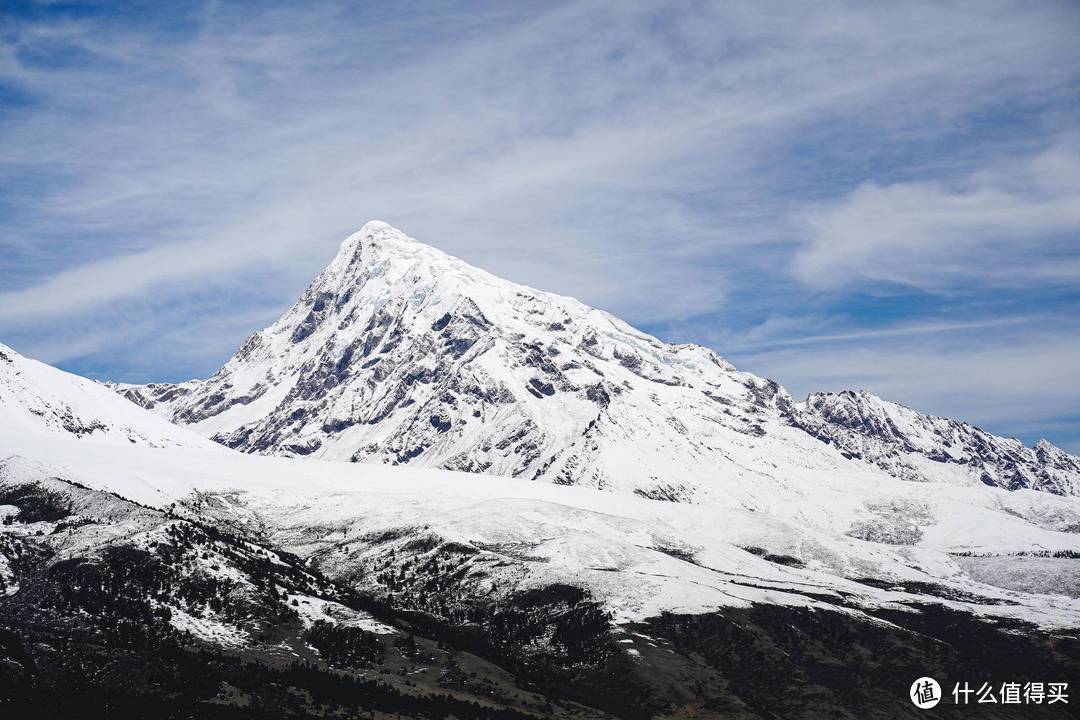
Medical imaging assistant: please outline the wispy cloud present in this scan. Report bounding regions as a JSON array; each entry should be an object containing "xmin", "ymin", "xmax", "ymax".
[
  {"xmin": 794, "ymin": 141, "xmax": 1080, "ymax": 290},
  {"xmin": 724, "ymin": 316, "xmax": 1035, "ymax": 353}
]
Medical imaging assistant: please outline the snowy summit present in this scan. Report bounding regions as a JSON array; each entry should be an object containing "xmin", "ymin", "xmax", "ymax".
[{"xmin": 119, "ymin": 221, "xmax": 1080, "ymax": 499}]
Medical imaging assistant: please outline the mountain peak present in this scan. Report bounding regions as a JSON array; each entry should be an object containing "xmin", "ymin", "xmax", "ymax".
[
  {"xmin": 322, "ymin": 219, "xmax": 493, "ymax": 306},
  {"xmin": 330, "ymin": 220, "xmax": 422, "ymax": 274},
  {"xmin": 115, "ymin": 223, "xmax": 1080, "ymax": 499},
  {"xmin": 337, "ymin": 220, "xmax": 412, "ymax": 253}
]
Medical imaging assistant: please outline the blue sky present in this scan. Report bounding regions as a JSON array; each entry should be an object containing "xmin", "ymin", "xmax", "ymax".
[{"xmin": 1, "ymin": 0, "xmax": 1079, "ymax": 451}]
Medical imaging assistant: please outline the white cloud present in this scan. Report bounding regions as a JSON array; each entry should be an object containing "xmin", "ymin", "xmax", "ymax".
[{"xmin": 793, "ymin": 142, "xmax": 1080, "ymax": 290}]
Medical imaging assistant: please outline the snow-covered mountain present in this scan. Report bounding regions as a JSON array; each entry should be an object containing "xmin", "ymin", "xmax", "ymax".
[
  {"xmin": 5, "ymin": 327, "xmax": 1080, "ymax": 716},
  {"xmin": 0, "ymin": 453, "xmax": 589, "ymax": 719},
  {"xmin": 0, "ymin": 341, "xmax": 214, "ymax": 449},
  {"xmin": 796, "ymin": 390, "xmax": 1080, "ymax": 496},
  {"xmin": 4, "ymin": 342, "xmax": 1078, "ymax": 630},
  {"xmin": 118, "ymin": 221, "xmax": 1080, "ymax": 498},
  {"xmin": 10, "ymin": 435, "xmax": 1079, "ymax": 718},
  {"xmin": 15, "ymin": 430, "xmax": 1079, "ymax": 627}
]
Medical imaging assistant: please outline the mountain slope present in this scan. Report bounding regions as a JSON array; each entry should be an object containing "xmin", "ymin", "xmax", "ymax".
[
  {"xmin": 5, "ymin": 339, "xmax": 1080, "ymax": 717},
  {"xmin": 5, "ymin": 428, "xmax": 1080, "ymax": 717},
  {"xmin": 0, "ymin": 342, "xmax": 214, "ymax": 449},
  {"xmin": 8, "ymin": 426, "xmax": 1080, "ymax": 627},
  {"xmin": 795, "ymin": 390, "xmax": 1080, "ymax": 496},
  {"xmin": 0, "ymin": 456, "xmax": 604, "ymax": 720},
  {"xmin": 120, "ymin": 221, "xmax": 1080, "ymax": 498}
]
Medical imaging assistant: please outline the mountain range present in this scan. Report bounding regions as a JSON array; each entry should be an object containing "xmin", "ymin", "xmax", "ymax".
[
  {"xmin": 3, "ymin": 222, "xmax": 1080, "ymax": 719},
  {"xmin": 115, "ymin": 221, "xmax": 1080, "ymax": 498}
]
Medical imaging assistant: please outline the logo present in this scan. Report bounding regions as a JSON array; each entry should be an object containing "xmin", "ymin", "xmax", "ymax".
[{"xmin": 911, "ymin": 677, "xmax": 942, "ymax": 709}]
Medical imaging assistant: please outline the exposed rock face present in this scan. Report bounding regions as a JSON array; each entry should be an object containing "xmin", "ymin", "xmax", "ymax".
[
  {"xmin": 121, "ymin": 221, "xmax": 1080, "ymax": 498},
  {"xmin": 794, "ymin": 390, "xmax": 1080, "ymax": 496}
]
